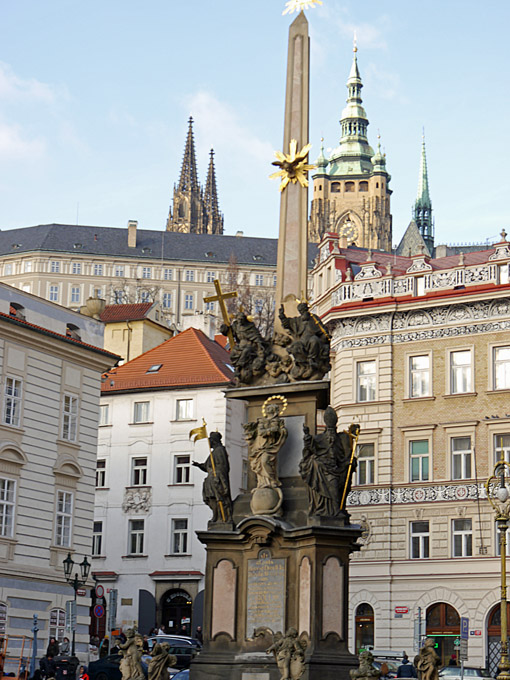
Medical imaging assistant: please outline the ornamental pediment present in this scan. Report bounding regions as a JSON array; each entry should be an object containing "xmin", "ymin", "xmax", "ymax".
[
  {"xmin": 354, "ymin": 264, "xmax": 383, "ymax": 280},
  {"xmin": 406, "ymin": 258, "xmax": 432, "ymax": 273}
]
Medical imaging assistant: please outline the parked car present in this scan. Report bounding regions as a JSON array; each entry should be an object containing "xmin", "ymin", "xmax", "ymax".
[
  {"xmin": 171, "ymin": 671, "xmax": 189, "ymax": 680},
  {"xmin": 146, "ymin": 637, "xmax": 201, "ymax": 670},
  {"xmin": 439, "ymin": 667, "xmax": 495, "ymax": 680},
  {"xmin": 372, "ymin": 660, "xmax": 399, "ymax": 678}
]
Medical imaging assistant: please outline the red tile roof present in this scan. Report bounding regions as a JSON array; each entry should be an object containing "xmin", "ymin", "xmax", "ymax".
[
  {"xmin": 101, "ymin": 327, "xmax": 234, "ymax": 393},
  {"xmin": 100, "ymin": 302, "xmax": 154, "ymax": 323}
]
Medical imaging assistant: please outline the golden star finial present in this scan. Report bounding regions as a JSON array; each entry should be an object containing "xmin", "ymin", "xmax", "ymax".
[
  {"xmin": 282, "ymin": 0, "xmax": 323, "ymax": 15},
  {"xmin": 269, "ymin": 139, "xmax": 315, "ymax": 192}
]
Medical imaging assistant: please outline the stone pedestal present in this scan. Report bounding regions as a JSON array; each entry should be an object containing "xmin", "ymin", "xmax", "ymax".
[{"xmin": 190, "ymin": 380, "xmax": 362, "ymax": 680}]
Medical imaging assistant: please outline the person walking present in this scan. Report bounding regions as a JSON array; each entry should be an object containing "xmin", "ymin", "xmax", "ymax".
[{"xmin": 397, "ymin": 653, "xmax": 418, "ymax": 678}]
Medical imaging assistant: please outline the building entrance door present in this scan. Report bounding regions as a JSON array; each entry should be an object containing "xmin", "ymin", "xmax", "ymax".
[
  {"xmin": 161, "ymin": 589, "xmax": 193, "ymax": 636},
  {"xmin": 426, "ymin": 603, "xmax": 460, "ymax": 667},
  {"xmin": 487, "ymin": 603, "xmax": 510, "ymax": 677},
  {"xmin": 355, "ymin": 603, "xmax": 374, "ymax": 653}
]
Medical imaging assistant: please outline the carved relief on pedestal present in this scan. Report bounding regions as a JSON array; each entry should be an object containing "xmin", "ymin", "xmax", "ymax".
[{"xmin": 122, "ymin": 487, "xmax": 152, "ymax": 513}]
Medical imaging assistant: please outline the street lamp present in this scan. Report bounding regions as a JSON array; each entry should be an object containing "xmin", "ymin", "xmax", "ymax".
[
  {"xmin": 62, "ymin": 553, "xmax": 91, "ymax": 656},
  {"xmin": 486, "ymin": 460, "xmax": 510, "ymax": 680}
]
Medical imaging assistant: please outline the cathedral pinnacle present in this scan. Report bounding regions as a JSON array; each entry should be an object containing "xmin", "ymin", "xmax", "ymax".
[
  {"xmin": 177, "ymin": 116, "xmax": 199, "ymax": 193},
  {"xmin": 412, "ymin": 132, "xmax": 434, "ymax": 252},
  {"xmin": 204, "ymin": 149, "xmax": 224, "ymax": 235}
]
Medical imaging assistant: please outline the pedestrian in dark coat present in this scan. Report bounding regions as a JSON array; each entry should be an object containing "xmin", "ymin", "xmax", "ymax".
[{"xmin": 397, "ymin": 654, "xmax": 418, "ymax": 678}]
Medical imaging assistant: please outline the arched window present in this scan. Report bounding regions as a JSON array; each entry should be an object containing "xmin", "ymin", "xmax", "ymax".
[
  {"xmin": 49, "ymin": 607, "xmax": 66, "ymax": 642},
  {"xmin": 426, "ymin": 603, "xmax": 460, "ymax": 666},
  {"xmin": 359, "ymin": 181, "xmax": 369, "ymax": 192},
  {"xmin": 331, "ymin": 182, "xmax": 341, "ymax": 193},
  {"xmin": 345, "ymin": 182, "xmax": 355, "ymax": 193},
  {"xmin": 355, "ymin": 603, "xmax": 374, "ymax": 653}
]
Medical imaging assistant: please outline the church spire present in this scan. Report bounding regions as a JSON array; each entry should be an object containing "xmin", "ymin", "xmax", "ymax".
[
  {"xmin": 177, "ymin": 116, "xmax": 199, "ymax": 192},
  {"xmin": 203, "ymin": 149, "xmax": 224, "ymax": 235},
  {"xmin": 413, "ymin": 133, "xmax": 434, "ymax": 252}
]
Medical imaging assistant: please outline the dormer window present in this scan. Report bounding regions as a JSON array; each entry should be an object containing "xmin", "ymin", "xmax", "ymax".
[
  {"xmin": 253, "ymin": 255, "xmax": 263, "ymax": 262},
  {"xmin": 9, "ymin": 303, "xmax": 25, "ymax": 320},
  {"xmin": 205, "ymin": 252, "xmax": 216, "ymax": 258},
  {"xmin": 142, "ymin": 247, "xmax": 152, "ymax": 254},
  {"xmin": 147, "ymin": 364, "xmax": 162, "ymax": 373},
  {"xmin": 11, "ymin": 243, "xmax": 21, "ymax": 250},
  {"xmin": 73, "ymin": 243, "xmax": 83, "ymax": 249},
  {"xmin": 66, "ymin": 324, "xmax": 81, "ymax": 341}
]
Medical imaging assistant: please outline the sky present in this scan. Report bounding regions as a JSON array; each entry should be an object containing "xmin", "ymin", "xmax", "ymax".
[{"xmin": 0, "ymin": 0, "xmax": 509, "ymax": 248}]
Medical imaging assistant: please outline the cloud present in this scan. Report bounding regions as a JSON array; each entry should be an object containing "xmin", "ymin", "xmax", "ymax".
[
  {"xmin": 364, "ymin": 63, "xmax": 407, "ymax": 103},
  {"xmin": 185, "ymin": 91, "xmax": 274, "ymax": 165},
  {"xmin": 0, "ymin": 62, "xmax": 57, "ymax": 104},
  {"xmin": 0, "ymin": 121, "xmax": 46, "ymax": 160}
]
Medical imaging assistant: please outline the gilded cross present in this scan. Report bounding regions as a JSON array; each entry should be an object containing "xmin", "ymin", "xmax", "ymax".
[{"xmin": 204, "ymin": 279, "xmax": 238, "ymax": 347}]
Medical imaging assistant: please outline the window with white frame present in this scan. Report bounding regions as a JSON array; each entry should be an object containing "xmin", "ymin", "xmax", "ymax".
[
  {"xmin": 142, "ymin": 267, "xmax": 152, "ymax": 279},
  {"xmin": 410, "ymin": 520, "xmax": 430, "ymax": 558},
  {"xmin": 356, "ymin": 443, "xmax": 375, "ymax": 485},
  {"xmin": 49, "ymin": 285, "xmax": 59, "ymax": 302},
  {"xmin": 409, "ymin": 355, "xmax": 430, "ymax": 398},
  {"xmin": 0, "ymin": 602, "xmax": 6, "ymax": 636},
  {"xmin": 184, "ymin": 294, "xmax": 194, "ymax": 310},
  {"xmin": 176, "ymin": 399, "xmax": 193, "ymax": 420},
  {"xmin": 254, "ymin": 299, "xmax": 263, "ymax": 315},
  {"xmin": 163, "ymin": 268, "xmax": 173, "ymax": 281},
  {"xmin": 62, "ymin": 395, "xmax": 78, "ymax": 441},
  {"xmin": 96, "ymin": 459, "xmax": 106, "ymax": 488},
  {"xmin": 356, "ymin": 360, "xmax": 376, "ymax": 402},
  {"xmin": 50, "ymin": 261, "xmax": 60, "ymax": 273},
  {"xmin": 94, "ymin": 264, "xmax": 103, "ymax": 276},
  {"xmin": 4, "ymin": 264, "xmax": 12, "ymax": 276},
  {"xmin": 273, "ymin": 275, "xmax": 277, "ymax": 287},
  {"xmin": 72, "ymin": 262, "xmax": 81, "ymax": 275},
  {"xmin": 206, "ymin": 271, "xmax": 215, "ymax": 283},
  {"xmin": 174, "ymin": 455, "xmax": 191, "ymax": 484},
  {"xmin": 23, "ymin": 261, "xmax": 32, "ymax": 273},
  {"xmin": 255, "ymin": 274, "xmax": 264, "ymax": 286},
  {"xmin": 450, "ymin": 349, "xmax": 472, "ymax": 394},
  {"xmin": 92, "ymin": 521, "xmax": 103, "ymax": 556},
  {"xmin": 99, "ymin": 404, "xmax": 110, "ymax": 426},
  {"xmin": 496, "ymin": 520, "xmax": 510, "ymax": 556},
  {"xmin": 71, "ymin": 287, "xmax": 80, "ymax": 304},
  {"xmin": 0, "ymin": 478, "xmax": 15, "ymax": 537},
  {"xmin": 185, "ymin": 270, "xmax": 194, "ymax": 282},
  {"xmin": 113, "ymin": 290, "xmax": 125, "ymax": 304},
  {"xmin": 131, "ymin": 457, "xmax": 148, "ymax": 486},
  {"xmin": 115, "ymin": 265, "xmax": 124, "ymax": 277},
  {"xmin": 410, "ymin": 439, "xmax": 429, "ymax": 482},
  {"xmin": 171, "ymin": 518, "xmax": 189, "ymax": 554},
  {"xmin": 133, "ymin": 401, "xmax": 150, "ymax": 423},
  {"xmin": 49, "ymin": 608, "xmax": 65, "ymax": 642},
  {"xmin": 55, "ymin": 490, "xmax": 73, "ymax": 547},
  {"xmin": 4, "ymin": 377, "xmax": 22, "ymax": 427},
  {"xmin": 452, "ymin": 518, "xmax": 472, "ymax": 557},
  {"xmin": 451, "ymin": 436, "xmax": 472, "ymax": 480},
  {"xmin": 205, "ymin": 301, "xmax": 215, "ymax": 312},
  {"xmin": 139, "ymin": 290, "xmax": 151, "ymax": 303},
  {"xmin": 163, "ymin": 293, "xmax": 172, "ymax": 309},
  {"xmin": 494, "ymin": 347, "xmax": 510, "ymax": 390},
  {"xmin": 494, "ymin": 434, "xmax": 510, "ymax": 464},
  {"xmin": 128, "ymin": 519, "xmax": 145, "ymax": 555}
]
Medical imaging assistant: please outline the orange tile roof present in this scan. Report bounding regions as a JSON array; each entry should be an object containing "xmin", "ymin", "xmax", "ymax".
[
  {"xmin": 101, "ymin": 327, "xmax": 234, "ymax": 393},
  {"xmin": 100, "ymin": 302, "xmax": 154, "ymax": 323}
]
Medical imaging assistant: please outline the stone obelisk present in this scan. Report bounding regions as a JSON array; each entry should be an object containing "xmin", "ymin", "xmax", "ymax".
[{"xmin": 275, "ymin": 11, "xmax": 310, "ymax": 310}]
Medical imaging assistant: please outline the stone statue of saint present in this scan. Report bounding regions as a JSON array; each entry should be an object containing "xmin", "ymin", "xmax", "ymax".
[
  {"xmin": 349, "ymin": 650, "xmax": 381, "ymax": 680},
  {"xmin": 266, "ymin": 627, "xmax": 307, "ymax": 680},
  {"xmin": 119, "ymin": 628, "xmax": 144, "ymax": 680},
  {"xmin": 299, "ymin": 407, "xmax": 359, "ymax": 517},
  {"xmin": 416, "ymin": 638, "xmax": 440, "ymax": 680},
  {"xmin": 221, "ymin": 311, "xmax": 269, "ymax": 384},
  {"xmin": 244, "ymin": 401, "xmax": 288, "ymax": 490},
  {"xmin": 192, "ymin": 431, "xmax": 232, "ymax": 523},
  {"xmin": 148, "ymin": 642, "xmax": 177, "ymax": 680},
  {"xmin": 278, "ymin": 302, "xmax": 331, "ymax": 381}
]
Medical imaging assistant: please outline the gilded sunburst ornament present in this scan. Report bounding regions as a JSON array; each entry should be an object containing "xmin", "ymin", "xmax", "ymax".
[
  {"xmin": 282, "ymin": 0, "xmax": 323, "ymax": 15},
  {"xmin": 269, "ymin": 139, "xmax": 315, "ymax": 192}
]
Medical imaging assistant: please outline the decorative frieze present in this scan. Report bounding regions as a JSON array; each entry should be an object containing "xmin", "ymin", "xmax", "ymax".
[
  {"xmin": 347, "ymin": 482, "xmax": 485, "ymax": 507},
  {"xmin": 122, "ymin": 487, "xmax": 152, "ymax": 513}
]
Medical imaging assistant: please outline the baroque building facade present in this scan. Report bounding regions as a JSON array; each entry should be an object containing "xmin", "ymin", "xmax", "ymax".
[
  {"xmin": 309, "ymin": 46, "xmax": 392, "ymax": 251},
  {"xmin": 311, "ymin": 230, "xmax": 510, "ymax": 673}
]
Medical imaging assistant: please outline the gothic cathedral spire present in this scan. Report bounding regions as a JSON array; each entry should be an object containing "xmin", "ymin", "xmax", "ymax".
[
  {"xmin": 309, "ymin": 43, "xmax": 392, "ymax": 251},
  {"xmin": 413, "ymin": 134, "xmax": 434, "ymax": 253},
  {"xmin": 166, "ymin": 118, "xmax": 224, "ymax": 234},
  {"xmin": 203, "ymin": 149, "xmax": 224, "ymax": 235}
]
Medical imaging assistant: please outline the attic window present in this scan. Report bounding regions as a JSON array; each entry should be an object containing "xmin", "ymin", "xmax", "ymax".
[
  {"xmin": 9, "ymin": 303, "xmax": 25, "ymax": 320},
  {"xmin": 11, "ymin": 243, "xmax": 21, "ymax": 250},
  {"xmin": 142, "ymin": 247, "xmax": 152, "ymax": 254},
  {"xmin": 253, "ymin": 255, "xmax": 263, "ymax": 261},
  {"xmin": 66, "ymin": 323, "xmax": 81, "ymax": 341},
  {"xmin": 74, "ymin": 243, "xmax": 83, "ymax": 249},
  {"xmin": 147, "ymin": 364, "xmax": 162, "ymax": 373},
  {"xmin": 205, "ymin": 252, "xmax": 215, "ymax": 258}
]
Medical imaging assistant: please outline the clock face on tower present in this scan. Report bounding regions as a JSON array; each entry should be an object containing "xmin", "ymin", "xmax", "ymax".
[{"xmin": 338, "ymin": 219, "xmax": 358, "ymax": 244}]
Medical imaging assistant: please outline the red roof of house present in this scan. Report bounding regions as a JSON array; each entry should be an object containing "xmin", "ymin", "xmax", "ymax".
[
  {"xmin": 101, "ymin": 327, "xmax": 234, "ymax": 393},
  {"xmin": 100, "ymin": 302, "xmax": 154, "ymax": 323}
]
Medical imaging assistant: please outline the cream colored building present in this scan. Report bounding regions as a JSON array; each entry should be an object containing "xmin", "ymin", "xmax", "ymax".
[
  {"xmin": 312, "ymin": 232, "xmax": 510, "ymax": 673},
  {"xmin": 0, "ymin": 283, "xmax": 117, "ymax": 662}
]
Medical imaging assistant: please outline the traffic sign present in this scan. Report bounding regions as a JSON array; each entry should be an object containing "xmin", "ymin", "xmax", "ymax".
[
  {"xmin": 461, "ymin": 617, "xmax": 469, "ymax": 640},
  {"xmin": 94, "ymin": 604, "xmax": 105, "ymax": 618},
  {"xmin": 65, "ymin": 600, "xmax": 76, "ymax": 633},
  {"xmin": 108, "ymin": 588, "xmax": 118, "ymax": 631},
  {"xmin": 395, "ymin": 606, "xmax": 409, "ymax": 614},
  {"xmin": 459, "ymin": 638, "xmax": 468, "ymax": 662},
  {"xmin": 95, "ymin": 584, "xmax": 104, "ymax": 599}
]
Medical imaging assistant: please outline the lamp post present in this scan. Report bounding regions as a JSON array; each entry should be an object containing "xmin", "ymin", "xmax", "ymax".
[
  {"xmin": 63, "ymin": 552, "xmax": 91, "ymax": 656},
  {"xmin": 486, "ymin": 460, "xmax": 510, "ymax": 680}
]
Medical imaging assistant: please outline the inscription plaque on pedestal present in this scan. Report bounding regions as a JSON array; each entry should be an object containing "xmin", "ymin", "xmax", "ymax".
[{"xmin": 246, "ymin": 549, "xmax": 286, "ymax": 636}]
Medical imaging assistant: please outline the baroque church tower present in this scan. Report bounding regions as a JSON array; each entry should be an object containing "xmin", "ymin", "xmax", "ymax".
[
  {"xmin": 166, "ymin": 117, "xmax": 224, "ymax": 234},
  {"xmin": 309, "ymin": 44, "xmax": 392, "ymax": 250}
]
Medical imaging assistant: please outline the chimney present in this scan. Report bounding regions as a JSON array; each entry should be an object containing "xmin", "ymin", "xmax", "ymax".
[
  {"xmin": 235, "ymin": 230, "xmax": 244, "ymax": 237},
  {"xmin": 128, "ymin": 220, "xmax": 137, "ymax": 248}
]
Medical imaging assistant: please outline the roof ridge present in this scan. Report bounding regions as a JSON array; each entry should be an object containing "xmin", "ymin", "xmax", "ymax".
[{"xmin": 187, "ymin": 327, "xmax": 231, "ymax": 377}]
